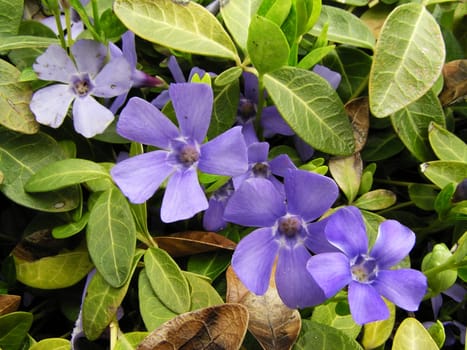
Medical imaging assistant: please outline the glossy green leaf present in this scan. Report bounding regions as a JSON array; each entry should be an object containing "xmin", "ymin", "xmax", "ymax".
[
  {"xmin": 408, "ymin": 184, "xmax": 437, "ymax": 211},
  {"xmin": 264, "ymin": 66, "xmax": 354, "ymax": 155},
  {"xmin": 247, "ymin": 15, "xmax": 290, "ymax": 74},
  {"xmin": 25, "ymin": 159, "xmax": 111, "ymax": 192},
  {"xmin": 52, "ymin": 212, "xmax": 89, "ymax": 239},
  {"xmin": 0, "ymin": 312, "xmax": 33, "ymax": 350},
  {"xmin": 214, "ymin": 67, "xmax": 242, "ymax": 87},
  {"xmin": 434, "ymin": 183, "xmax": 456, "ymax": 217},
  {"xmin": 0, "ymin": 130, "xmax": 79, "ymax": 212},
  {"xmin": 183, "ymin": 272, "xmax": 224, "ymax": 310},
  {"xmin": 83, "ymin": 251, "xmax": 144, "ymax": 340},
  {"xmin": 29, "ymin": 338, "xmax": 71, "ymax": 350},
  {"xmin": 361, "ymin": 130, "xmax": 405, "ymax": 161},
  {"xmin": 144, "ymin": 247, "xmax": 191, "ymax": 314},
  {"xmin": 309, "ymin": 5, "xmax": 375, "ymax": 50},
  {"xmin": 220, "ymin": 0, "xmax": 262, "ymax": 51},
  {"xmin": 422, "ymin": 243, "xmax": 457, "ymax": 294},
  {"xmin": 390, "ymin": 90, "xmax": 445, "ymax": 161},
  {"xmin": 428, "ymin": 123, "xmax": 467, "ymax": 162},
  {"xmin": 354, "ymin": 189, "xmax": 397, "ymax": 210},
  {"xmin": 0, "ymin": 0, "xmax": 23, "ymax": 35},
  {"xmin": 0, "ymin": 35, "xmax": 59, "ymax": 51},
  {"xmin": 426, "ymin": 321, "xmax": 445, "ymax": 349},
  {"xmin": 369, "ymin": 3, "xmax": 445, "ymax": 117},
  {"xmin": 87, "ymin": 187, "xmax": 136, "ymax": 288},
  {"xmin": 114, "ymin": 0, "xmax": 239, "ymax": 61},
  {"xmin": 294, "ymin": 319, "xmax": 364, "ymax": 350},
  {"xmin": 311, "ymin": 300, "xmax": 361, "ymax": 339},
  {"xmin": 329, "ymin": 154, "xmax": 362, "ymax": 203},
  {"xmin": 361, "ymin": 299, "xmax": 395, "ymax": 349},
  {"xmin": 392, "ymin": 317, "xmax": 439, "ymax": 350},
  {"xmin": 114, "ymin": 332, "xmax": 149, "ymax": 350},
  {"xmin": 257, "ymin": 0, "xmax": 291, "ymax": 26},
  {"xmin": 361, "ymin": 209, "xmax": 385, "ymax": 248},
  {"xmin": 208, "ymin": 78, "xmax": 239, "ymax": 139},
  {"xmin": 420, "ymin": 161, "xmax": 467, "ymax": 189},
  {"xmin": 0, "ymin": 59, "xmax": 39, "ymax": 134},
  {"xmin": 187, "ymin": 250, "xmax": 232, "ymax": 281},
  {"xmin": 138, "ymin": 268, "xmax": 177, "ymax": 331}
]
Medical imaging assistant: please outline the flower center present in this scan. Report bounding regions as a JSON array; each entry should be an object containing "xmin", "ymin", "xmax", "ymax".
[
  {"xmin": 71, "ymin": 73, "xmax": 93, "ymax": 97},
  {"xmin": 177, "ymin": 144, "xmax": 200, "ymax": 167},
  {"xmin": 350, "ymin": 255, "xmax": 377, "ymax": 283},
  {"xmin": 252, "ymin": 162, "xmax": 270, "ymax": 178},
  {"xmin": 277, "ymin": 215, "xmax": 302, "ymax": 237},
  {"xmin": 238, "ymin": 97, "xmax": 256, "ymax": 122}
]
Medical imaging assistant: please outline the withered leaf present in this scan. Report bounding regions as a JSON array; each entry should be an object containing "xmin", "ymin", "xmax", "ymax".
[
  {"xmin": 345, "ymin": 97, "xmax": 369, "ymax": 153},
  {"xmin": 154, "ymin": 231, "xmax": 236, "ymax": 257},
  {"xmin": 11, "ymin": 229, "xmax": 72, "ymax": 261},
  {"xmin": 226, "ymin": 266, "xmax": 301, "ymax": 350},
  {"xmin": 439, "ymin": 59, "xmax": 467, "ymax": 106},
  {"xmin": 0, "ymin": 295, "xmax": 21, "ymax": 315},
  {"xmin": 136, "ymin": 303, "xmax": 249, "ymax": 350}
]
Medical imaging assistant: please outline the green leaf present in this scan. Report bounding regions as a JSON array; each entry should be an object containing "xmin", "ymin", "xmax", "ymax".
[
  {"xmin": 392, "ymin": 317, "xmax": 439, "ymax": 350},
  {"xmin": 114, "ymin": 332, "xmax": 149, "ymax": 350},
  {"xmin": 311, "ymin": 300, "xmax": 362, "ymax": 339},
  {"xmin": 361, "ymin": 130, "xmax": 405, "ymax": 161},
  {"xmin": 426, "ymin": 321, "xmax": 446, "ymax": 349},
  {"xmin": 0, "ymin": 312, "xmax": 33, "ymax": 350},
  {"xmin": 247, "ymin": 15, "xmax": 290, "ymax": 74},
  {"xmin": 187, "ymin": 251, "xmax": 232, "ymax": 281},
  {"xmin": 138, "ymin": 268, "xmax": 177, "ymax": 331},
  {"xmin": 329, "ymin": 154, "xmax": 362, "ymax": 203},
  {"xmin": 183, "ymin": 272, "xmax": 224, "ymax": 310},
  {"xmin": 422, "ymin": 243, "xmax": 457, "ymax": 294},
  {"xmin": 144, "ymin": 247, "xmax": 191, "ymax": 314},
  {"xmin": 0, "ymin": 59, "xmax": 39, "ymax": 134},
  {"xmin": 52, "ymin": 212, "xmax": 90, "ymax": 239},
  {"xmin": 361, "ymin": 300, "xmax": 396, "ymax": 349},
  {"xmin": 29, "ymin": 338, "xmax": 71, "ymax": 350},
  {"xmin": 408, "ymin": 184, "xmax": 437, "ymax": 211},
  {"xmin": 0, "ymin": 35, "xmax": 59, "ymax": 51},
  {"xmin": 420, "ymin": 160, "xmax": 467, "ymax": 189},
  {"xmin": 0, "ymin": 130, "xmax": 80, "ymax": 212},
  {"xmin": 297, "ymin": 45, "xmax": 335, "ymax": 70},
  {"xmin": 87, "ymin": 187, "xmax": 136, "ymax": 288},
  {"xmin": 369, "ymin": 3, "xmax": 445, "ymax": 117},
  {"xmin": 25, "ymin": 159, "xmax": 111, "ymax": 192},
  {"xmin": 390, "ymin": 90, "xmax": 445, "ymax": 161},
  {"xmin": 214, "ymin": 67, "xmax": 243, "ymax": 87},
  {"xmin": 264, "ymin": 66, "xmax": 354, "ymax": 155},
  {"xmin": 257, "ymin": 0, "xmax": 292, "ymax": 26},
  {"xmin": 220, "ymin": 0, "xmax": 262, "ymax": 51},
  {"xmin": 14, "ymin": 243, "xmax": 93, "ymax": 289},
  {"xmin": 114, "ymin": 0, "xmax": 239, "ymax": 61},
  {"xmin": 428, "ymin": 122, "xmax": 467, "ymax": 162},
  {"xmin": 0, "ymin": 0, "xmax": 23, "ymax": 35},
  {"xmin": 354, "ymin": 189, "xmax": 397, "ymax": 210},
  {"xmin": 308, "ymin": 5, "xmax": 375, "ymax": 50},
  {"xmin": 83, "ymin": 251, "xmax": 144, "ymax": 340},
  {"xmin": 208, "ymin": 78, "xmax": 239, "ymax": 139},
  {"xmin": 294, "ymin": 319, "xmax": 364, "ymax": 350}
]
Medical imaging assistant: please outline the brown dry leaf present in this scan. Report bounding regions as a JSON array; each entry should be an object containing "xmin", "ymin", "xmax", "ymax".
[
  {"xmin": 226, "ymin": 266, "xmax": 301, "ymax": 350},
  {"xmin": 11, "ymin": 229, "xmax": 70, "ymax": 261},
  {"xmin": 345, "ymin": 97, "xmax": 369, "ymax": 153},
  {"xmin": 439, "ymin": 59, "xmax": 467, "ymax": 106},
  {"xmin": 154, "ymin": 231, "xmax": 236, "ymax": 257},
  {"xmin": 0, "ymin": 295, "xmax": 21, "ymax": 315},
  {"xmin": 136, "ymin": 303, "xmax": 249, "ymax": 350}
]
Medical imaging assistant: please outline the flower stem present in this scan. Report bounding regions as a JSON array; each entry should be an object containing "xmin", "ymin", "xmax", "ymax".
[{"xmin": 256, "ymin": 74, "xmax": 265, "ymax": 141}]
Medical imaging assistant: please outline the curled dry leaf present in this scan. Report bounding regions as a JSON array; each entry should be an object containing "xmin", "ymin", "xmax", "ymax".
[
  {"xmin": 0, "ymin": 295, "xmax": 21, "ymax": 315},
  {"xmin": 439, "ymin": 59, "xmax": 467, "ymax": 106},
  {"xmin": 154, "ymin": 231, "xmax": 237, "ymax": 257},
  {"xmin": 136, "ymin": 303, "xmax": 249, "ymax": 350},
  {"xmin": 225, "ymin": 266, "xmax": 301, "ymax": 350},
  {"xmin": 345, "ymin": 96, "xmax": 369, "ymax": 153}
]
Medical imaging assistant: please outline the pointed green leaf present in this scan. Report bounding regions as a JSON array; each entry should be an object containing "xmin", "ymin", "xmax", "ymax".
[
  {"xmin": 114, "ymin": 0, "xmax": 239, "ymax": 61},
  {"xmin": 0, "ymin": 35, "xmax": 59, "ymax": 51},
  {"xmin": 426, "ymin": 321, "xmax": 446, "ymax": 349},
  {"xmin": 264, "ymin": 67, "xmax": 354, "ymax": 155},
  {"xmin": 354, "ymin": 189, "xmax": 397, "ymax": 210},
  {"xmin": 0, "ymin": 0, "xmax": 23, "ymax": 35},
  {"xmin": 183, "ymin": 272, "xmax": 224, "ymax": 310},
  {"xmin": 428, "ymin": 123, "xmax": 467, "ymax": 162},
  {"xmin": 25, "ymin": 159, "xmax": 111, "ymax": 192},
  {"xmin": 87, "ymin": 187, "xmax": 136, "ymax": 288},
  {"xmin": 309, "ymin": 5, "xmax": 375, "ymax": 50},
  {"xmin": 420, "ymin": 160, "xmax": 467, "ymax": 189},
  {"xmin": 329, "ymin": 154, "xmax": 362, "ymax": 203},
  {"xmin": 29, "ymin": 338, "xmax": 71, "ymax": 350},
  {"xmin": 144, "ymin": 247, "xmax": 191, "ymax": 314},
  {"xmin": 390, "ymin": 90, "xmax": 445, "ymax": 161},
  {"xmin": 408, "ymin": 184, "xmax": 437, "ymax": 211},
  {"xmin": 187, "ymin": 251, "xmax": 232, "ymax": 281},
  {"xmin": 392, "ymin": 317, "xmax": 439, "ymax": 350},
  {"xmin": 0, "ymin": 312, "xmax": 33, "ymax": 350},
  {"xmin": 369, "ymin": 3, "xmax": 445, "ymax": 117}
]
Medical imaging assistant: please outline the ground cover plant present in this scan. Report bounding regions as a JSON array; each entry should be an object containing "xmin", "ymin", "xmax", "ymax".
[{"xmin": 0, "ymin": 0, "xmax": 466, "ymax": 349}]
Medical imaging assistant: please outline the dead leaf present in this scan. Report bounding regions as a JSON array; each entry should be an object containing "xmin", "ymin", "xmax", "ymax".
[
  {"xmin": 226, "ymin": 266, "xmax": 301, "ymax": 350},
  {"xmin": 0, "ymin": 295, "xmax": 21, "ymax": 315},
  {"xmin": 154, "ymin": 231, "xmax": 236, "ymax": 257},
  {"xmin": 136, "ymin": 303, "xmax": 249, "ymax": 350},
  {"xmin": 439, "ymin": 59, "xmax": 467, "ymax": 106},
  {"xmin": 11, "ymin": 229, "xmax": 71, "ymax": 261},
  {"xmin": 345, "ymin": 97, "xmax": 369, "ymax": 153}
]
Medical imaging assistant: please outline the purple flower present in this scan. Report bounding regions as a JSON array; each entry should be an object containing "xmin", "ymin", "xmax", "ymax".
[
  {"xmin": 203, "ymin": 180, "xmax": 234, "ymax": 231},
  {"xmin": 236, "ymin": 72, "xmax": 261, "ymax": 145},
  {"xmin": 224, "ymin": 169, "xmax": 339, "ymax": 308},
  {"xmin": 111, "ymin": 83, "xmax": 248, "ymax": 223},
  {"xmin": 30, "ymin": 39, "xmax": 132, "ymax": 137},
  {"xmin": 306, "ymin": 206, "xmax": 428, "ymax": 324}
]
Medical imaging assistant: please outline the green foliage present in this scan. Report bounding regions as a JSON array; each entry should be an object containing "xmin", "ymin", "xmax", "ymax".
[{"xmin": 0, "ymin": 312, "xmax": 33, "ymax": 350}]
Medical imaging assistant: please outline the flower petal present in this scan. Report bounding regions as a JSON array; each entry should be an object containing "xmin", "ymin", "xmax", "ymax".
[
  {"xmin": 276, "ymin": 244, "xmax": 327, "ymax": 308},
  {"xmin": 305, "ymin": 217, "xmax": 341, "ymax": 253},
  {"xmin": 241, "ymin": 122, "xmax": 258, "ymax": 145},
  {"xmin": 243, "ymin": 72, "xmax": 259, "ymax": 103},
  {"xmin": 370, "ymin": 220, "xmax": 415, "ymax": 269},
  {"xmin": 373, "ymin": 269, "xmax": 427, "ymax": 311},
  {"xmin": 30, "ymin": 84, "xmax": 75, "ymax": 128},
  {"xmin": 93, "ymin": 56, "xmax": 133, "ymax": 98},
  {"xmin": 168, "ymin": 56, "xmax": 186, "ymax": 83},
  {"xmin": 203, "ymin": 197, "xmax": 227, "ymax": 232},
  {"xmin": 151, "ymin": 90, "xmax": 170, "ymax": 109},
  {"xmin": 261, "ymin": 106, "xmax": 294, "ymax": 137},
  {"xmin": 72, "ymin": 96, "xmax": 114, "ymax": 137},
  {"xmin": 285, "ymin": 169, "xmax": 338, "ymax": 222},
  {"xmin": 247, "ymin": 142, "xmax": 269, "ymax": 163},
  {"xmin": 117, "ymin": 97, "xmax": 179, "ymax": 148},
  {"xmin": 348, "ymin": 281, "xmax": 389, "ymax": 324},
  {"xmin": 111, "ymin": 150, "xmax": 173, "ymax": 204},
  {"xmin": 232, "ymin": 227, "xmax": 279, "ymax": 295},
  {"xmin": 313, "ymin": 64, "xmax": 341, "ymax": 90},
  {"xmin": 306, "ymin": 252, "xmax": 352, "ymax": 298},
  {"xmin": 121, "ymin": 31, "xmax": 137, "ymax": 68},
  {"xmin": 170, "ymin": 83, "xmax": 212, "ymax": 143},
  {"xmin": 33, "ymin": 44, "xmax": 76, "ymax": 83},
  {"xmin": 71, "ymin": 39, "xmax": 106, "ymax": 77},
  {"xmin": 161, "ymin": 169, "xmax": 208, "ymax": 223},
  {"xmin": 199, "ymin": 126, "xmax": 248, "ymax": 176},
  {"xmin": 224, "ymin": 178, "xmax": 286, "ymax": 227},
  {"xmin": 269, "ymin": 154, "xmax": 296, "ymax": 177},
  {"xmin": 325, "ymin": 206, "xmax": 368, "ymax": 257}
]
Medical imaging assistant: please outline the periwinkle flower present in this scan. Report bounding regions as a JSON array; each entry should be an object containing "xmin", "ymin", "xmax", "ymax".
[
  {"xmin": 30, "ymin": 39, "xmax": 132, "ymax": 137},
  {"xmin": 203, "ymin": 180, "xmax": 234, "ymax": 232},
  {"xmin": 306, "ymin": 206, "xmax": 427, "ymax": 324},
  {"xmin": 111, "ymin": 83, "xmax": 248, "ymax": 223},
  {"xmin": 224, "ymin": 169, "xmax": 339, "ymax": 308}
]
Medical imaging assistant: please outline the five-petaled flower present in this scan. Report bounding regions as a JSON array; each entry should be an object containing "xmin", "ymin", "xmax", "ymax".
[
  {"xmin": 30, "ymin": 39, "xmax": 133, "ymax": 138},
  {"xmin": 306, "ymin": 206, "xmax": 427, "ymax": 324},
  {"xmin": 224, "ymin": 169, "xmax": 339, "ymax": 308},
  {"xmin": 111, "ymin": 82, "xmax": 248, "ymax": 223}
]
